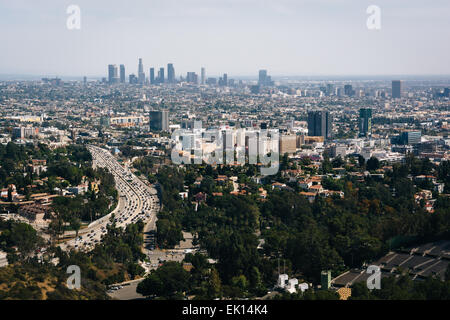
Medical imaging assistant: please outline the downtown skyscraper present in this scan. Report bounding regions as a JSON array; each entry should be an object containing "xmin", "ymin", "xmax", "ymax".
[
  {"xmin": 167, "ymin": 63, "xmax": 175, "ymax": 83},
  {"xmin": 119, "ymin": 64, "xmax": 125, "ymax": 83},
  {"xmin": 149, "ymin": 110, "xmax": 169, "ymax": 131},
  {"xmin": 392, "ymin": 80, "xmax": 402, "ymax": 98},
  {"xmin": 186, "ymin": 72, "xmax": 198, "ymax": 84},
  {"xmin": 138, "ymin": 58, "xmax": 145, "ymax": 84},
  {"xmin": 108, "ymin": 64, "xmax": 118, "ymax": 84},
  {"xmin": 158, "ymin": 67, "xmax": 165, "ymax": 83},
  {"xmin": 344, "ymin": 84, "xmax": 354, "ymax": 96},
  {"xmin": 258, "ymin": 69, "xmax": 274, "ymax": 86},
  {"xmin": 201, "ymin": 67, "xmax": 205, "ymax": 85},
  {"xmin": 359, "ymin": 108, "xmax": 372, "ymax": 137},
  {"xmin": 218, "ymin": 73, "xmax": 228, "ymax": 86},
  {"xmin": 149, "ymin": 68, "xmax": 155, "ymax": 84},
  {"xmin": 258, "ymin": 70, "xmax": 267, "ymax": 85},
  {"xmin": 307, "ymin": 111, "xmax": 332, "ymax": 139}
]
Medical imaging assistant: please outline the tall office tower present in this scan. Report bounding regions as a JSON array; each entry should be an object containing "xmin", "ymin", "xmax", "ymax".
[
  {"xmin": 344, "ymin": 84, "xmax": 353, "ymax": 96},
  {"xmin": 129, "ymin": 74, "xmax": 138, "ymax": 84},
  {"xmin": 149, "ymin": 68, "xmax": 155, "ymax": 84},
  {"xmin": 159, "ymin": 67, "xmax": 165, "ymax": 83},
  {"xmin": 258, "ymin": 70, "xmax": 267, "ymax": 86},
  {"xmin": 138, "ymin": 71, "xmax": 145, "ymax": 84},
  {"xmin": 138, "ymin": 58, "xmax": 143, "ymax": 74},
  {"xmin": 307, "ymin": 111, "xmax": 332, "ymax": 139},
  {"xmin": 108, "ymin": 64, "xmax": 118, "ymax": 84},
  {"xmin": 138, "ymin": 58, "xmax": 145, "ymax": 84},
  {"xmin": 186, "ymin": 72, "xmax": 192, "ymax": 83},
  {"xmin": 359, "ymin": 108, "xmax": 372, "ymax": 137},
  {"xmin": 156, "ymin": 70, "xmax": 161, "ymax": 83},
  {"xmin": 392, "ymin": 80, "xmax": 402, "ymax": 98},
  {"xmin": 149, "ymin": 110, "xmax": 169, "ymax": 131},
  {"xmin": 108, "ymin": 65, "xmax": 114, "ymax": 83},
  {"xmin": 83, "ymin": 76, "xmax": 87, "ymax": 85},
  {"xmin": 119, "ymin": 64, "xmax": 125, "ymax": 83},
  {"xmin": 258, "ymin": 69, "xmax": 274, "ymax": 86},
  {"xmin": 167, "ymin": 63, "xmax": 175, "ymax": 83},
  {"xmin": 201, "ymin": 67, "xmax": 205, "ymax": 85},
  {"xmin": 326, "ymin": 84, "xmax": 334, "ymax": 96},
  {"xmin": 223, "ymin": 73, "xmax": 228, "ymax": 86},
  {"xmin": 186, "ymin": 72, "xmax": 198, "ymax": 84},
  {"xmin": 400, "ymin": 131, "xmax": 421, "ymax": 145}
]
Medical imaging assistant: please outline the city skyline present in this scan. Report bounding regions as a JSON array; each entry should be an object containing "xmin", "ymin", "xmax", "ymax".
[
  {"xmin": 5, "ymin": 58, "xmax": 450, "ymax": 83},
  {"xmin": 1, "ymin": 0, "xmax": 450, "ymax": 77}
]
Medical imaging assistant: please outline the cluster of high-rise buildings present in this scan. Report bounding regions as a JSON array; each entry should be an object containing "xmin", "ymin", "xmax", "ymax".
[
  {"xmin": 108, "ymin": 59, "xmax": 177, "ymax": 85},
  {"xmin": 107, "ymin": 60, "xmax": 280, "ymax": 88},
  {"xmin": 108, "ymin": 59, "xmax": 208, "ymax": 86},
  {"xmin": 307, "ymin": 108, "xmax": 374, "ymax": 140},
  {"xmin": 12, "ymin": 126, "xmax": 39, "ymax": 139},
  {"xmin": 339, "ymin": 81, "xmax": 402, "ymax": 99},
  {"xmin": 2, "ymin": 75, "xmax": 448, "ymax": 173},
  {"xmin": 107, "ymin": 64, "xmax": 125, "ymax": 84}
]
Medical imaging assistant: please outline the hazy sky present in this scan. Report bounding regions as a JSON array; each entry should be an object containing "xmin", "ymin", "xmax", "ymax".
[{"xmin": 1, "ymin": 0, "xmax": 449, "ymax": 77}]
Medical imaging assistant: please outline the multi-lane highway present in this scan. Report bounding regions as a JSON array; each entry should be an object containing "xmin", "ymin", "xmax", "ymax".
[{"xmin": 60, "ymin": 145, "xmax": 159, "ymax": 252}]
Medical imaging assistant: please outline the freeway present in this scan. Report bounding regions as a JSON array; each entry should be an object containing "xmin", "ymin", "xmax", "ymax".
[{"xmin": 60, "ymin": 145, "xmax": 159, "ymax": 252}]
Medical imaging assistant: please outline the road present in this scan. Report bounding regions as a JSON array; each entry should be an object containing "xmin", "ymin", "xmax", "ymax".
[
  {"xmin": 60, "ymin": 145, "xmax": 159, "ymax": 252},
  {"xmin": 107, "ymin": 279, "xmax": 146, "ymax": 300}
]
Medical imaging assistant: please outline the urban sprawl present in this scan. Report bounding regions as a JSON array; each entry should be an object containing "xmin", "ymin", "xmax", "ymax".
[{"xmin": 0, "ymin": 59, "xmax": 449, "ymax": 300}]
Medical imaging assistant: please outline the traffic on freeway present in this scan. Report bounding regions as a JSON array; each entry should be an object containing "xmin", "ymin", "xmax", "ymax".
[{"xmin": 60, "ymin": 145, "xmax": 159, "ymax": 252}]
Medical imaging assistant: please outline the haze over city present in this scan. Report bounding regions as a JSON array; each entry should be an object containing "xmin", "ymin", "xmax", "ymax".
[{"xmin": 1, "ymin": 0, "xmax": 450, "ymax": 77}]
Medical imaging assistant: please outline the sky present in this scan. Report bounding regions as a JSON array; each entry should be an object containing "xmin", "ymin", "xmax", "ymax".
[{"xmin": 0, "ymin": 0, "xmax": 449, "ymax": 78}]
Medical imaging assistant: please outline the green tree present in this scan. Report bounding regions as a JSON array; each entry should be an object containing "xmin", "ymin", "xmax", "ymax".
[
  {"xmin": 137, "ymin": 262, "xmax": 190, "ymax": 298},
  {"xmin": 208, "ymin": 268, "xmax": 222, "ymax": 298},
  {"xmin": 366, "ymin": 157, "xmax": 380, "ymax": 171},
  {"xmin": 70, "ymin": 218, "xmax": 82, "ymax": 238}
]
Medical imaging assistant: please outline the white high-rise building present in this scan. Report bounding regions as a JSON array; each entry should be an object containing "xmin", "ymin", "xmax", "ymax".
[
  {"xmin": 138, "ymin": 58, "xmax": 145, "ymax": 84},
  {"xmin": 201, "ymin": 67, "xmax": 206, "ymax": 85}
]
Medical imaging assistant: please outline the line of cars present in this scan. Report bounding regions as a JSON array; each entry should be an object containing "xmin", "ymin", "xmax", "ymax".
[{"xmin": 63, "ymin": 145, "xmax": 159, "ymax": 252}]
